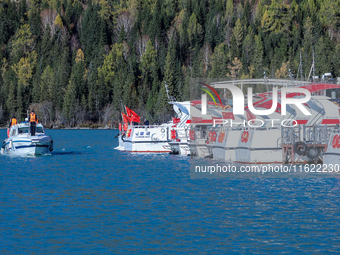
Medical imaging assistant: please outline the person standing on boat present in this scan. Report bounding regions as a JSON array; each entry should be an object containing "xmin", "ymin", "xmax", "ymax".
[
  {"xmin": 8, "ymin": 116, "xmax": 17, "ymax": 127},
  {"xmin": 29, "ymin": 111, "xmax": 38, "ymax": 136}
]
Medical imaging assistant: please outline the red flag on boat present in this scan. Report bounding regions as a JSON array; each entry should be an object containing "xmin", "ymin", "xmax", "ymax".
[
  {"xmin": 125, "ymin": 106, "xmax": 140, "ymax": 123},
  {"xmin": 122, "ymin": 112, "xmax": 130, "ymax": 123},
  {"xmin": 173, "ymin": 117, "xmax": 181, "ymax": 124},
  {"xmin": 245, "ymin": 109, "xmax": 256, "ymax": 124},
  {"xmin": 130, "ymin": 115, "xmax": 140, "ymax": 123}
]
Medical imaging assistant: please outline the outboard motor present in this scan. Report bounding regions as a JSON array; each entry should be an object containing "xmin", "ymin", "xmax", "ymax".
[
  {"xmin": 1, "ymin": 141, "xmax": 5, "ymax": 154},
  {"xmin": 49, "ymin": 140, "xmax": 54, "ymax": 152}
]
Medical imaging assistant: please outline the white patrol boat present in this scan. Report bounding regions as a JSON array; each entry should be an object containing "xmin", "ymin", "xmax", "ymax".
[
  {"xmin": 115, "ymin": 123, "xmax": 172, "ymax": 153},
  {"xmin": 1, "ymin": 122, "xmax": 54, "ymax": 156},
  {"xmin": 115, "ymin": 83, "xmax": 191, "ymax": 154},
  {"xmin": 115, "ymin": 101, "xmax": 190, "ymax": 153}
]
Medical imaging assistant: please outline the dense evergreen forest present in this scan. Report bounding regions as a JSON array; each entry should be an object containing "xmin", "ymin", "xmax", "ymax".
[{"xmin": 0, "ymin": 0, "xmax": 340, "ymax": 127}]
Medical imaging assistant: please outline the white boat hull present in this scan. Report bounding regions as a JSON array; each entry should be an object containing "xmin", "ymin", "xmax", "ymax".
[
  {"xmin": 2, "ymin": 139, "xmax": 52, "ymax": 156},
  {"xmin": 169, "ymin": 141, "xmax": 190, "ymax": 155},
  {"xmin": 234, "ymin": 129, "xmax": 282, "ymax": 164},
  {"xmin": 207, "ymin": 128, "xmax": 283, "ymax": 164},
  {"xmin": 323, "ymin": 129, "xmax": 340, "ymax": 166},
  {"xmin": 123, "ymin": 139, "xmax": 171, "ymax": 153},
  {"xmin": 189, "ymin": 139, "xmax": 210, "ymax": 158},
  {"xmin": 116, "ymin": 127, "xmax": 171, "ymax": 153}
]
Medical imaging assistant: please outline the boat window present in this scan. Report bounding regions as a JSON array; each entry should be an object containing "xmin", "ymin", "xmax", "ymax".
[
  {"xmin": 36, "ymin": 127, "xmax": 44, "ymax": 133},
  {"xmin": 18, "ymin": 127, "xmax": 29, "ymax": 134}
]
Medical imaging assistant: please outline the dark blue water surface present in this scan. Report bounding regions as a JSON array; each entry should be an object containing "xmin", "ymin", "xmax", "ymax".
[{"xmin": 1, "ymin": 129, "xmax": 340, "ymax": 254}]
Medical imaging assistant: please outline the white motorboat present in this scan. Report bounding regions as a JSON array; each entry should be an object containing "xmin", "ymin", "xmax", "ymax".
[
  {"xmin": 1, "ymin": 122, "xmax": 53, "ymax": 156},
  {"xmin": 115, "ymin": 124, "xmax": 172, "ymax": 153},
  {"xmin": 115, "ymin": 82, "xmax": 191, "ymax": 154},
  {"xmin": 115, "ymin": 102, "xmax": 191, "ymax": 153}
]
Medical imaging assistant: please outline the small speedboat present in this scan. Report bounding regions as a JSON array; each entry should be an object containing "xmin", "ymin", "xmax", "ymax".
[{"xmin": 1, "ymin": 122, "xmax": 53, "ymax": 156}]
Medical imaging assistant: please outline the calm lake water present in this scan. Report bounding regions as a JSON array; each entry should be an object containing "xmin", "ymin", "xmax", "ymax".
[{"xmin": 1, "ymin": 129, "xmax": 340, "ymax": 254}]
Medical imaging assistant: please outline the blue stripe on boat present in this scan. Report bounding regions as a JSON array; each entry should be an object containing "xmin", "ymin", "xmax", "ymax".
[{"xmin": 15, "ymin": 145, "xmax": 49, "ymax": 149}]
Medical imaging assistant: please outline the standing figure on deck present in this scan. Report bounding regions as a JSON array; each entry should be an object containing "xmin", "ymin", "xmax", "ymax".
[
  {"xmin": 8, "ymin": 116, "xmax": 17, "ymax": 128},
  {"xmin": 29, "ymin": 110, "xmax": 38, "ymax": 136}
]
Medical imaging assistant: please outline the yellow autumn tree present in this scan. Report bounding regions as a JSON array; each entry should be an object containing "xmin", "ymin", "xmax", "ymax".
[
  {"xmin": 75, "ymin": 49, "xmax": 84, "ymax": 63},
  {"xmin": 54, "ymin": 14, "xmax": 63, "ymax": 27},
  {"xmin": 261, "ymin": 0, "xmax": 292, "ymax": 34},
  {"xmin": 275, "ymin": 61, "xmax": 290, "ymax": 78},
  {"xmin": 227, "ymin": 57, "xmax": 243, "ymax": 79},
  {"xmin": 10, "ymin": 24, "xmax": 35, "ymax": 59},
  {"xmin": 233, "ymin": 18, "xmax": 243, "ymax": 47},
  {"xmin": 12, "ymin": 51, "xmax": 37, "ymax": 87}
]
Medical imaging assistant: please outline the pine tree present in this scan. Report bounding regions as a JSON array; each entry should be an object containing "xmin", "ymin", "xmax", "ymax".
[
  {"xmin": 252, "ymin": 35, "xmax": 264, "ymax": 78},
  {"xmin": 63, "ymin": 80, "xmax": 76, "ymax": 124},
  {"xmin": 40, "ymin": 65, "xmax": 54, "ymax": 102},
  {"xmin": 151, "ymin": 0, "xmax": 162, "ymax": 41},
  {"xmin": 209, "ymin": 43, "xmax": 228, "ymax": 78},
  {"xmin": 242, "ymin": 26, "xmax": 254, "ymax": 68},
  {"xmin": 6, "ymin": 81, "xmax": 16, "ymax": 118},
  {"xmin": 187, "ymin": 13, "xmax": 203, "ymax": 46},
  {"xmin": 159, "ymin": 37, "xmax": 178, "ymax": 114},
  {"xmin": 233, "ymin": 18, "xmax": 243, "ymax": 47},
  {"xmin": 80, "ymin": 3, "xmax": 107, "ymax": 63},
  {"xmin": 225, "ymin": 0, "xmax": 234, "ymax": 24},
  {"xmin": 139, "ymin": 40, "xmax": 157, "ymax": 107}
]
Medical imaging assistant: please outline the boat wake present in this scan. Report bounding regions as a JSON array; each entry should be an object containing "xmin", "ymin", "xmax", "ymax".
[{"xmin": 51, "ymin": 150, "xmax": 84, "ymax": 156}]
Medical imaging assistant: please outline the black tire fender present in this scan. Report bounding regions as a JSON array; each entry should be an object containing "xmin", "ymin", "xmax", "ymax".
[
  {"xmin": 306, "ymin": 146, "xmax": 320, "ymax": 160},
  {"xmin": 294, "ymin": 141, "xmax": 307, "ymax": 156}
]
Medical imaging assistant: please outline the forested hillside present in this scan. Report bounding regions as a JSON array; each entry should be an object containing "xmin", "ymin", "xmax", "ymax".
[{"xmin": 1, "ymin": 0, "xmax": 340, "ymax": 127}]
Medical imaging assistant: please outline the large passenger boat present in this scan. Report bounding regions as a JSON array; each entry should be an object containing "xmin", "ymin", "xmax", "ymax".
[{"xmin": 189, "ymin": 80, "xmax": 340, "ymax": 164}]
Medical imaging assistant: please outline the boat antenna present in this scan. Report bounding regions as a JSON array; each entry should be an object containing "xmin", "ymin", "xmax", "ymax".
[{"xmin": 264, "ymin": 71, "xmax": 268, "ymax": 92}]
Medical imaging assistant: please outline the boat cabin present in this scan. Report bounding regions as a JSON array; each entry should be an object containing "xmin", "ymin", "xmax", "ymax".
[{"xmin": 9, "ymin": 123, "xmax": 45, "ymax": 137}]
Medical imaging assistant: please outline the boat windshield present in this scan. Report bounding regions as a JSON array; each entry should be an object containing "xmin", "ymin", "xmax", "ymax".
[{"xmin": 18, "ymin": 127, "xmax": 44, "ymax": 134}]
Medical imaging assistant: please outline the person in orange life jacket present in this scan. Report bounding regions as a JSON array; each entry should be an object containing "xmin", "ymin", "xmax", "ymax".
[
  {"xmin": 9, "ymin": 116, "xmax": 17, "ymax": 128},
  {"xmin": 29, "ymin": 111, "xmax": 38, "ymax": 136}
]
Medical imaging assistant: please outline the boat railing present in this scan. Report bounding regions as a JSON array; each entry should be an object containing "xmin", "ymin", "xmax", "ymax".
[
  {"xmin": 211, "ymin": 79, "xmax": 312, "ymax": 88},
  {"xmin": 281, "ymin": 125, "xmax": 333, "ymax": 145},
  {"xmin": 131, "ymin": 125, "xmax": 168, "ymax": 129}
]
